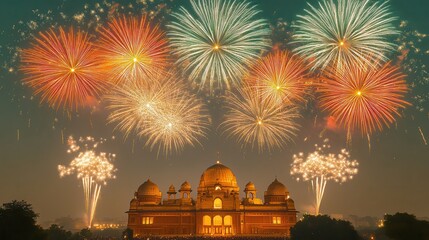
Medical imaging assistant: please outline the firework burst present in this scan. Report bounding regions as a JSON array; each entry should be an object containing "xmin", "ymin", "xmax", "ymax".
[
  {"xmin": 168, "ymin": 0, "xmax": 270, "ymax": 91},
  {"xmin": 222, "ymin": 85, "xmax": 300, "ymax": 152},
  {"xmin": 20, "ymin": 27, "xmax": 106, "ymax": 111},
  {"xmin": 292, "ymin": 0, "xmax": 398, "ymax": 71},
  {"xmin": 97, "ymin": 16, "xmax": 169, "ymax": 85},
  {"xmin": 58, "ymin": 136, "xmax": 116, "ymax": 228},
  {"xmin": 291, "ymin": 139, "xmax": 358, "ymax": 215},
  {"xmin": 246, "ymin": 51, "xmax": 308, "ymax": 104},
  {"xmin": 105, "ymin": 73, "xmax": 209, "ymax": 155},
  {"xmin": 318, "ymin": 63, "xmax": 410, "ymax": 136}
]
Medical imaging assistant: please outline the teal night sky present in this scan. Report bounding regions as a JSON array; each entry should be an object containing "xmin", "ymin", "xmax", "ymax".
[{"xmin": 0, "ymin": 0, "xmax": 428, "ymax": 227}]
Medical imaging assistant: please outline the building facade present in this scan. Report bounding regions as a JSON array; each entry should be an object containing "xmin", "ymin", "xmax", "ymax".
[{"xmin": 127, "ymin": 162, "xmax": 297, "ymax": 237}]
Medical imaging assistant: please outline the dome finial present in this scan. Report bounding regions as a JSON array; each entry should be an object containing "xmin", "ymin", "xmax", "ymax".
[{"xmin": 216, "ymin": 151, "xmax": 221, "ymax": 164}]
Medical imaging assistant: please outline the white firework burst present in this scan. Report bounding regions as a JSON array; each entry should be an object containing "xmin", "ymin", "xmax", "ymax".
[{"xmin": 168, "ymin": 0, "xmax": 271, "ymax": 91}]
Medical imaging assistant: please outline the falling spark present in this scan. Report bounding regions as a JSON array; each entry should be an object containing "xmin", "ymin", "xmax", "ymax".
[{"xmin": 418, "ymin": 127, "xmax": 428, "ymax": 145}]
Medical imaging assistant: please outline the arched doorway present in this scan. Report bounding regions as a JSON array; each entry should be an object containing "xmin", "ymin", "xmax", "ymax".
[
  {"xmin": 224, "ymin": 215, "xmax": 232, "ymax": 234},
  {"xmin": 213, "ymin": 215, "xmax": 222, "ymax": 234},
  {"xmin": 203, "ymin": 215, "xmax": 211, "ymax": 234}
]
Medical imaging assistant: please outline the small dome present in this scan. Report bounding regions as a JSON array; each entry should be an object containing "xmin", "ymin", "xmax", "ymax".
[
  {"xmin": 199, "ymin": 162, "xmax": 238, "ymax": 188},
  {"xmin": 245, "ymin": 182, "xmax": 256, "ymax": 191},
  {"xmin": 168, "ymin": 184, "xmax": 176, "ymax": 193},
  {"xmin": 137, "ymin": 179, "xmax": 161, "ymax": 196},
  {"xmin": 287, "ymin": 198, "xmax": 295, "ymax": 209},
  {"xmin": 180, "ymin": 181, "xmax": 191, "ymax": 191},
  {"xmin": 266, "ymin": 178, "xmax": 288, "ymax": 196}
]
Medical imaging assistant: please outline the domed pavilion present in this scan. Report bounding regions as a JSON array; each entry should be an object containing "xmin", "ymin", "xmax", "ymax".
[{"xmin": 127, "ymin": 161, "xmax": 297, "ymax": 237}]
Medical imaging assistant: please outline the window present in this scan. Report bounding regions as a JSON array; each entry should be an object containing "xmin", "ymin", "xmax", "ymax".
[
  {"xmin": 272, "ymin": 216, "xmax": 281, "ymax": 224},
  {"xmin": 215, "ymin": 185, "xmax": 222, "ymax": 190},
  {"xmin": 214, "ymin": 198, "xmax": 222, "ymax": 209},
  {"xmin": 224, "ymin": 215, "xmax": 232, "ymax": 226},
  {"xmin": 142, "ymin": 217, "xmax": 154, "ymax": 225},
  {"xmin": 213, "ymin": 215, "xmax": 222, "ymax": 226},
  {"xmin": 203, "ymin": 215, "xmax": 211, "ymax": 226}
]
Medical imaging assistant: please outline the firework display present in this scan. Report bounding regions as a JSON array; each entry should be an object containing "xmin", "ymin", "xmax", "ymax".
[
  {"xmin": 21, "ymin": 27, "xmax": 106, "ymax": 110},
  {"xmin": 6, "ymin": 0, "xmax": 428, "ymax": 224},
  {"xmin": 246, "ymin": 50, "xmax": 308, "ymax": 104},
  {"xmin": 97, "ymin": 16, "xmax": 170, "ymax": 85},
  {"xmin": 293, "ymin": 0, "xmax": 398, "ymax": 71},
  {"xmin": 291, "ymin": 139, "xmax": 358, "ymax": 215},
  {"xmin": 222, "ymin": 85, "xmax": 300, "ymax": 152},
  {"xmin": 58, "ymin": 136, "xmax": 116, "ymax": 228},
  {"xmin": 105, "ymin": 72, "xmax": 209, "ymax": 155},
  {"xmin": 318, "ymin": 63, "xmax": 409, "ymax": 136},
  {"xmin": 168, "ymin": 0, "xmax": 270, "ymax": 91}
]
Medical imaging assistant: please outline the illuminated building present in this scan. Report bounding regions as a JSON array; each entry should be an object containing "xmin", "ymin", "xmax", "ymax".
[{"xmin": 127, "ymin": 162, "xmax": 297, "ymax": 237}]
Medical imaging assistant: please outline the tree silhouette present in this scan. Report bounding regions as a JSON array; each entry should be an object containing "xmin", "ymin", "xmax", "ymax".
[
  {"xmin": 290, "ymin": 214, "xmax": 360, "ymax": 240},
  {"xmin": 46, "ymin": 224, "xmax": 73, "ymax": 240},
  {"xmin": 383, "ymin": 213, "xmax": 429, "ymax": 240},
  {"xmin": 0, "ymin": 200, "xmax": 45, "ymax": 240}
]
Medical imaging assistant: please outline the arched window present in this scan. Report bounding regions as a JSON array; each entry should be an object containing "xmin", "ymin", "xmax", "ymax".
[
  {"xmin": 203, "ymin": 215, "xmax": 211, "ymax": 226},
  {"xmin": 224, "ymin": 215, "xmax": 232, "ymax": 226},
  {"xmin": 224, "ymin": 215, "xmax": 233, "ymax": 234},
  {"xmin": 214, "ymin": 198, "xmax": 222, "ymax": 209},
  {"xmin": 213, "ymin": 215, "xmax": 222, "ymax": 226}
]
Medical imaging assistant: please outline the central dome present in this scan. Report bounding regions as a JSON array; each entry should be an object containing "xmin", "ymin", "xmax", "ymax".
[
  {"xmin": 199, "ymin": 162, "xmax": 238, "ymax": 188},
  {"xmin": 137, "ymin": 179, "xmax": 161, "ymax": 196}
]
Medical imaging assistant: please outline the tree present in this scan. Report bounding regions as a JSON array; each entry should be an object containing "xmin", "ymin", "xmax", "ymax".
[
  {"xmin": 290, "ymin": 214, "xmax": 360, "ymax": 240},
  {"xmin": 70, "ymin": 228, "xmax": 92, "ymax": 240},
  {"xmin": 45, "ymin": 224, "xmax": 72, "ymax": 240},
  {"xmin": 0, "ymin": 200, "xmax": 45, "ymax": 240},
  {"xmin": 122, "ymin": 228, "xmax": 133, "ymax": 239},
  {"xmin": 383, "ymin": 213, "xmax": 429, "ymax": 240}
]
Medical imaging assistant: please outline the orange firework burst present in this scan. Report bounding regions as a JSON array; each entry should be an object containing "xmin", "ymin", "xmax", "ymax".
[
  {"xmin": 247, "ymin": 51, "xmax": 308, "ymax": 104},
  {"xmin": 21, "ymin": 27, "xmax": 106, "ymax": 110},
  {"xmin": 97, "ymin": 16, "xmax": 169, "ymax": 85},
  {"xmin": 318, "ymin": 63, "xmax": 410, "ymax": 136}
]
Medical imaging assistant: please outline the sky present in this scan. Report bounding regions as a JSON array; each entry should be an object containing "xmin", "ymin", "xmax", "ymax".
[{"xmin": 0, "ymin": 0, "xmax": 428, "ymax": 227}]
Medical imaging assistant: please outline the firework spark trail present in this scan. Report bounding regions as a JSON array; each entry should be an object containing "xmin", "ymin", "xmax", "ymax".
[
  {"xmin": 168, "ymin": 0, "xmax": 270, "ymax": 91},
  {"xmin": 418, "ymin": 127, "xmax": 428, "ymax": 145},
  {"xmin": 21, "ymin": 27, "xmax": 106, "ymax": 111},
  {"xmin": 58, "ymin": 136, "xmax": 116, "ymax": 228},
  {"xmin": 318, "ymin": 62, "xmax": 409, "ymax": 136},
  {"xmin": 311, "ymin": 176, "xmax": 327, "ymax": 216},
  {"xmin": 292, "ymin": 0, "xmax": 398, "ymax": 71},
  {"xmin": 222, "ymin": 84, "xmax": 301, "ymax": 152},
  {"xmin": 290, "ymin": 139, "xmax": 358, "ymax": 215}
]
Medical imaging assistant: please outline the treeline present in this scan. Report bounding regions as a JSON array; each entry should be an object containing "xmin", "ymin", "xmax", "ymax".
[{"xmin": 1, "ymin": 200, "xmax": 429, "ymax": 240}]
